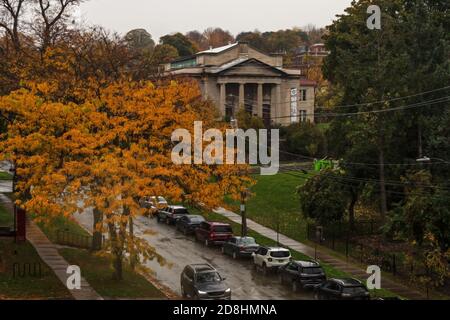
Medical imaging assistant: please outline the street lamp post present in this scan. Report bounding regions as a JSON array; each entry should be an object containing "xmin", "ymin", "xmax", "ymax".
[{"xmin": 241, "ymin": 190, "xmax": 249, "ymax": 237}]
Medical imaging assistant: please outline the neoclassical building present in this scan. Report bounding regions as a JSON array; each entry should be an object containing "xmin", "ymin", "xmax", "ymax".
[{"xmin": 164, "ymin": 42, "xmax": 316, "ymax": 126}]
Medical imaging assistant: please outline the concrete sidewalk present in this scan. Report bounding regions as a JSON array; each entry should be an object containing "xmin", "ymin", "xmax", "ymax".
[
  {"xmin": 0, "ymin": 193, "xmax": 102, "ymax": 300},
  {"xmin": 215, "ymin": 207, "xmax": 425, "ymax": 300}
]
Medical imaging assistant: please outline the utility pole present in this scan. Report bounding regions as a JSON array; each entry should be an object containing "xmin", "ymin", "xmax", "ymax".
[{"xmin": 240, "ymin": 190, "xmax": 248, "ymax": 237}]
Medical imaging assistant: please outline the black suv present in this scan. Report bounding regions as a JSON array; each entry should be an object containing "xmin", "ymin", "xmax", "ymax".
[
  {"xmin": 180, "ymin": 264, "xmax": 231, "ymax": 300},
  {"xmin": 278, "ymin": 260, "xmax": 326, "ymax": 292},
  {"xmin": 176, "ymin": 215, "xmax": 205, "ymax": 235},
  {"xmin": 315, "ymin": 278, "xmax": 370, "ymax": 300},
  {"xmin": 222, "ymin": 236, "xmax": 260, "ymax": 259}
]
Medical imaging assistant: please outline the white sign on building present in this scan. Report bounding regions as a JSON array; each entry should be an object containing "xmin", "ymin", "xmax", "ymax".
[{"xmin": 290, "ymin": 88, "xmax": 299, "ymax": 124}]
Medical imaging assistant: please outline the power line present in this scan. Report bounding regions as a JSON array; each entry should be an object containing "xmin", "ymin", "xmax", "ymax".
[
  {"xmin": 278, "ymin": 167, "xmax": 450, "ymax": 192},
  {"xmin": 316, "ymin": 85, "xmax": 450, "ymax": 109},
  {"xmin": 217, "ymin": 84, "xmax": 450, "ymax": 110},
  {"xmin": 221, "ymin": 95, "xmax": 450, "ymax": 120},
  {"xmin": 281, "ymin": 170, "xmax": 450, "ymax": 199}
]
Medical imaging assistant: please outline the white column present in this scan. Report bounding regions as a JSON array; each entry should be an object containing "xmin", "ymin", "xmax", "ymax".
[
  {"xmin": 219, "ymin": 83, "xmax": 226, "ymax": 117},
  {"xmin": 275, "ymin": 84, "xmax": 281, "ymax": 124},
  {"xmin": 239, "ymin": 83, "xmax": 245, "ymax": 112},
  {"xmin": 257, "ymin": 83, "xmax": 263, "ymax": 118}
]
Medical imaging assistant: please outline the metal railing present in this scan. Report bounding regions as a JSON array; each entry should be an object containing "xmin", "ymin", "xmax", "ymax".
[{"xmin": 56, "ymin": 230, "xmax": 92, "ymax": 249}]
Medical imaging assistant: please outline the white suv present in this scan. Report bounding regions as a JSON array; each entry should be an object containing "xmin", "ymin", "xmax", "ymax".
[{"xmin": 252, "ymin": 247, "xmax": 291, "ymax": 274}]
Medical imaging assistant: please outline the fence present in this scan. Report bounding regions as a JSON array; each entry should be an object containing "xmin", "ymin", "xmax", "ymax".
[
  {"xmin": 13, "ymin": 262, "xmax": 42, "ymax": 278},
  {"xmin": 56, "ymin": 230, "xmax": 92, "ymax": 249},
  {"xmin": 307, "ymin": 222, "xmax": 426, "ymax": 280}
]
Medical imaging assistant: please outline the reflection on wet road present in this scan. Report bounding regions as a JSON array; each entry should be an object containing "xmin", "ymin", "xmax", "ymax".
[{"xmin": 134, "ymin": 216, "xmax": 314, "ymax": 300}]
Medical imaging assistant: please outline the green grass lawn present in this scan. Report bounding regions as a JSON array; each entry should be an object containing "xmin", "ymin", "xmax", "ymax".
[
  {"xmin": 0, "ymin": 201, "xmax": 71, "ymax": 299},
  {"xmin": 0, "ymin": 238, "xmax": 72, "ymax": 300},
  {"xmin": 59, "ymin": 248, "xmax": 165, "ymax": 299},
  {"xmin": 0, "ymin": 203, "xmax": 13, "ymax": 227},
  {"xmin": 226, "ymin": 172, "xmax": 309, "ymax": 243},
  {"xmin": 33, "ymin": 212, "xmax": 165, "ymax": 299},
  {"xmin": 36, "ymin": 214, "xmax": 90, "ymax": 243},
  {"xmin": 0, "ymin": 171, "xmax": 13, "ymax": 180}
]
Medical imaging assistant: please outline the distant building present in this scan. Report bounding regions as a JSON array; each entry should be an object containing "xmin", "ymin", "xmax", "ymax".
[
  {"xmin": 296, "ymin": 43, "xmax": 329, "ymax": 74},
  {"xmin": 164, "ymin": 42, "xmax": 316, "ymax": 126}
]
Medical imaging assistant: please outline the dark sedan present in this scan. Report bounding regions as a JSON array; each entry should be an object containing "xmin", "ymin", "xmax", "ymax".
[
  {"xmin": 315, "ymin": 278, "xmax": 370, "ymax": 300},
  {"xmin": 221, "ymin": 236, "xmax": 260, "ymax": 259},
  {"xmin": 176, "ymin": 215, "xmax": 206, "ymax": 235}
]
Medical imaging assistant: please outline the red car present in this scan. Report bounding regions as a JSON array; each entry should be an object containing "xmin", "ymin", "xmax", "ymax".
[{"xmin": 195, "ymin": 222, "xmax": 233, "ymax": 247}]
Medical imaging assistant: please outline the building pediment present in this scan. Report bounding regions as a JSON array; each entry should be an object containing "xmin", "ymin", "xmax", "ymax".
[{"xmin": 210, "ymin": 58, "xmax": 288, "ymax": 77}]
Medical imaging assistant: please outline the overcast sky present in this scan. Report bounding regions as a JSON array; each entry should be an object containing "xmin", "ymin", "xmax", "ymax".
[{"xmin": 77, "ymin": 0, "xmax": 352, "ymax": 41}]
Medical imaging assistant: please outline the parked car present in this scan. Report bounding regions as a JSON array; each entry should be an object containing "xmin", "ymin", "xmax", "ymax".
[
  {"xmin": 139, "ymin": 196, "xmax": 168, "ymax": 217},
  {"xmin": 157, "ymin": 205, "xmax": 189, "ymax": 225},
  {"xmin": 221, "ymin": 236, "xmax": 260, "ymax": 259},
  {"xmin": 195, "ymin": 222, "xmax": 233, "ymax": 246},
  {"xmin": 278, "ymin": 260, "xmax": 326, "ymax": 292},
  {"xmin": 176, "ymin": 215, "xmax": 206, "ymax": 235},
  {"xmin": 314, "ymin": 278, "xmax": 370, "ymax": 300},
  {"xmin": 139, "ymin": 196, "xmax": 168, "ymax": 209},
  {"xmin": 180, "ymin": 263, "xmax": 231, "ymax": 300},
  {"xmin": 252, "ymin": 247, "xmax": 291, "ymax": 274}
]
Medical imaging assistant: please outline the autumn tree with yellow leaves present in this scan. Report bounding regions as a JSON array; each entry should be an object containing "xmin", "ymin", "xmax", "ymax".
[{"xmin": 0, "ymin": 80, "xmax": 252, "ymax": 280}]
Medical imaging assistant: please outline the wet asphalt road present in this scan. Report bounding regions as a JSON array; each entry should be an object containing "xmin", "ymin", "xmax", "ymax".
[{"xmin": 133, "ymin": 216, "xmax": 314, "ymax": 300}]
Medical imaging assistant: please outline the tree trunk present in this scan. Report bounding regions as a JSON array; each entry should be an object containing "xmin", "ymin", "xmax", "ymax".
[
  {"xmin": 129, "ymin": 215, "xmax": 136, "ymax": 270},
  {"xmin": 108, "ymin": 221, "xmax": 123, "ymax": 281},
  {"xmin": 112, "ymin": 251, "xmax": 123, "ymax": 281},
  {"xmin": 91, "ymin": 207, "xmax": 103, "ymax": 252}
]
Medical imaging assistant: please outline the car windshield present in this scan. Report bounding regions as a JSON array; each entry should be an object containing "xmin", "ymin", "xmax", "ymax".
[
  {"xmin": 174, "ymin": 208, "xmax": 189, "ymax": 214},
  {"xmin": 343, "ymin": 286, "xmax": 367, "ymax": 294},
  {"xmin": 270, "ymin": 250, "xmax": 290, "ymax": 258},
  {"xmin": 213, "ymin": 226, "xmax": 232, "ymax": 233},
  {"xmin": 302, "ymin": 267, "xmax": 323, "ymax": 274},
  {"xmin": 190, "ymin": 217, "xmax": 204, "ymax": 223},
  {"xmin": 158, "ymin": 197, "xmax": 167, "ymax": 202},
  {"xmin": 239, "ymin": 237, "xmax": 256, "ymax": 245},
  {"xmin": 196, "ymin": 272, "xmax": 222, "ymax": 284}
]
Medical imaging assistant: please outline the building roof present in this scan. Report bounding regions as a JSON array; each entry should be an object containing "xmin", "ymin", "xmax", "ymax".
[
  {"xmin": 300, "ymin": 79, "xmax": 317, "ymax": 87},
  {"xmin": 198, "ymin": 42, "xmax": 239, "ymax": 54}
]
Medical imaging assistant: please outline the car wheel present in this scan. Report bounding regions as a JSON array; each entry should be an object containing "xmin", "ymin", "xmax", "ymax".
[
  {"xmin": 181, "ymin": 284, "xmax": 187, "ymax": 298},
  {"xmin": 205, "ymin": 239, "xmax": 209, "ymax": 247},
  {"xmin": 232, "ymin": 251, "xmax": 238, "ymax": 260},
  {"xmin": 166, "ymin": 217, "xmax": 171, "ymax": 225},
  {"xmin": 156, "ymin": 215, "xmax": 160, "ymax": 223},
  {"xmin": 292, "ymin": 281, "xmax": 298, "ymax": 293}
]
